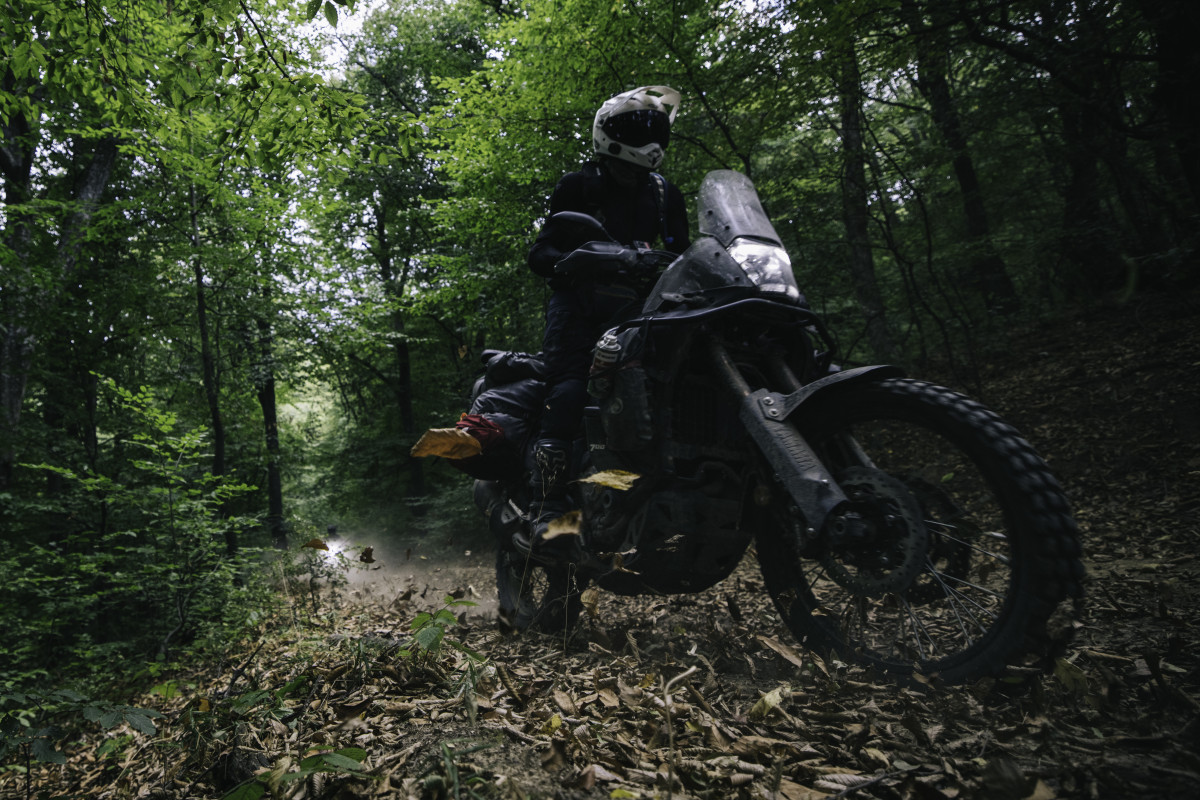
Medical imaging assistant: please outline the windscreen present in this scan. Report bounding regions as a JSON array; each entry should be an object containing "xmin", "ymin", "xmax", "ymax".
[{"xmin": 697, "ymin": 170, "xmax": 782, "ymax": 248}]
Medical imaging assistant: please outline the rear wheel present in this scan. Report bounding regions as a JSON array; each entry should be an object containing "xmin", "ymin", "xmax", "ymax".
[
  {"xmin": 495, "ymin": 548, "xmax": 584, "ymax": 634},
  {"xmin": 755, "ymin": 378, "xmax": 1083, "ymax": 683}
]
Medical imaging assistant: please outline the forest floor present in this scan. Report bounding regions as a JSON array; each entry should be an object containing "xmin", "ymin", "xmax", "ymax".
[{"xmin": 6, "ymin": 288, "xmax": 1200, "ymax": 800}]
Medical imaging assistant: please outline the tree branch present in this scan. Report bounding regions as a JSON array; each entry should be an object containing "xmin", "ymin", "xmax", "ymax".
[{"xmin": 238, "ymin": 0, "xmax": 292, "ymax": 82}]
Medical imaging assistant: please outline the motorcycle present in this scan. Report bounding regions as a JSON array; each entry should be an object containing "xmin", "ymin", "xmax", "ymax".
[{"xmin": 419, "ymin": 169, "xmax": 1083, "ymax": 684}]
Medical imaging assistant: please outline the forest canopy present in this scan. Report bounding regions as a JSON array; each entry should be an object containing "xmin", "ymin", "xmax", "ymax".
[{"xmin": 1, "ymin": 0, "xmax": 1197, "ymax": 695}]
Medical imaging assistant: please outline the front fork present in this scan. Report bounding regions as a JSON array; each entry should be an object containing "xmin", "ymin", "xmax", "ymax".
[{"xmin": 706, "ymin": 336, "xmax": 866, "ymax": 545}]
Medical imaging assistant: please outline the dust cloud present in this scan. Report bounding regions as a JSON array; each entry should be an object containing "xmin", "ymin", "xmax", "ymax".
[{"xmin": 320, "ymin": 524, "xmax": 501, "ymax": 619}]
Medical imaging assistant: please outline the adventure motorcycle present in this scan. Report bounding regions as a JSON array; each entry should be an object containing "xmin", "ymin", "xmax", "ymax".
[{"xmin": 421, "ymin": 169, "xmax": 1083, "ymax": 684}]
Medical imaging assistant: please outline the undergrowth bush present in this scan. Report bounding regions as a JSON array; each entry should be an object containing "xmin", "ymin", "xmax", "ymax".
[{"xmin": 0, "ymin": 379, "xmax": 270, "ymax": 691}]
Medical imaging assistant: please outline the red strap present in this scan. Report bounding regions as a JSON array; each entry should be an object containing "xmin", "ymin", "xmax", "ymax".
[{"xmin": 455, "ymin": 413, "xmax": 506, "ymax": 448}]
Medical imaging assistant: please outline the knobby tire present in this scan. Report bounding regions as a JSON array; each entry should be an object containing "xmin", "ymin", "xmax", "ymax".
[{"xmin": 756, "ymin": 377, "xmax": 1083, "ymax": 683}]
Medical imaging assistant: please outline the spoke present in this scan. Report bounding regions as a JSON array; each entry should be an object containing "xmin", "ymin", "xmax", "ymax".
[
  {"xmin": 926, "ymin": 520, "xmax": 1012, "ymax": 565},
  {"xmin": 829, "ymin": 586, "xmax": 861, "ymax": 638},
  {"xmin": 932, "ymin": 570, "xmax": 1007, "ymax": 604},
  {"xmin": 806, "ymin": 561, "xmax": 833, "ymax": 595},
  {"xmin": 922, "ymin": 561, "xmax": 983, "ymax": 641},
  {"xmin": 897, "ymin": 593, "xmax": 933, "ymax": 660}
]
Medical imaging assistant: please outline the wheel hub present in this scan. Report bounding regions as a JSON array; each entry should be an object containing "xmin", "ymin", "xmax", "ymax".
[{"xmin": 820, "ymin": 467, "xmax": 928, "ymax": 597}]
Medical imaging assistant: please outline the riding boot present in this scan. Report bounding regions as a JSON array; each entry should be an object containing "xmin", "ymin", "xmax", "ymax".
[{"xmin": 514, "ymin": 438, "xmax": 575, "ymax": 561}]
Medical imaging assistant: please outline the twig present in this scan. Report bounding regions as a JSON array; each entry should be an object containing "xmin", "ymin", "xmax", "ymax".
[
  {"xmin": 496, "ymin": 663, "xmax": 527, "ymax": 709},
  {"xmin": 498, "ymin": 724, "xmax": 537, "ymax": 744},
  {"xmin": 830, "ymin": 772, "xmax": 897, "ymax": 798},
  {"xmin": 237, "ymin": 0, "xmax": 291, "ymax": 82},
  {"xmin": 661, "ymin": 666, "xmax": 698, "ymax": 800},
  {"xmin": 683, "ymin": 678, "xmax": 717, "ymax": 717},
  {"xmin": 221, "ymin": 641, "xmax": 265, "ymax": 699}
]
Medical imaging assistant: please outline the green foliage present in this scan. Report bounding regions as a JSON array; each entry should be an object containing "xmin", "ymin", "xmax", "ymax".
[
  {"xmin": 417, "ymin": 738, "xmax": 500, "ymax": 798},
  {"xmin": 173, "ymin": 667, "xmax": 370, "ymax": 800},
  {"xmin": 189, "ymin": 596, "xmax": 479, "ymax": 800},
  {"xmin": 0, "ymin": 378, "xmax": 265, "ymax": 688},
  {"xmin": 406, "ymin": 597, "xmax": 481, "ymax": 662},
  {"xmin": 0, "ymin": 688, "xmax": 162, "ymax": 772},
  {"xmin": 221, "ymin": 746, "xmax": 369, "ymax": 799}
]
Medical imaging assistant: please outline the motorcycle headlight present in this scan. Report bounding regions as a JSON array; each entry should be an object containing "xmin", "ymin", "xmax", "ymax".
[{"xmin": 727, "ymin": 238, "xmax": 802, "ymax": 302}]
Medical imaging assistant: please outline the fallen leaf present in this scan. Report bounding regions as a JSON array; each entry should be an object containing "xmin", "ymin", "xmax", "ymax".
[
  {"xmin": 756, "ymin": 634, "xmax": 806, "ymax": 669},
  {"xmin": 777, "ymin": 779, "xmax": 833, "ymax": 799},
  {"xmin": 748, "ymin": 685, "xmax": 790, "ymax": 720},
  {"xmin": 543, "ymin": 510, "xmax": 582, "ymax": 540},
  {"xmin": 1024, "ymin": 779, "xmax": 1058, "ymax": 800},
  {"xmin": 813, "ymin": 773, "xmax": 869, "ymax": 792},
  {"xmin": 581, "ymin": 586, "xmax": 601, "ymax": 620},
  {"xmin": 553, "ymin": 689, "xmax": 578, "ymax": 716},
  {"xmin": 577, "ymin": 470, "xmax": 641, "ymax": 491},
  {"xmin": 731, "ymin": 736, "xmax": 821, "ymax": 759},
  {"xmin": 410, "ymin": 428, "xmax": 483, "ymax": 459},
  {"xmin": 541, "ymin": 739, "xmax": 568, "ymax": 769},
  {"xmin": 863, "ymin": 747, "xmax": 889, "ymax": 767},
  {"xmin": 575, "ymin": 763, "xmax": 622, "ymax": 789},
  {"xmin": 1053, "ymin": 657, "xmax": 1088, "ymax": 694},
  {"xmin": 334, "ymin": 699, "xmax": 374, "ymax": 720},
  {"xmin": 301, "ymin": 538, "xmax": 329, "ymax": 551}
]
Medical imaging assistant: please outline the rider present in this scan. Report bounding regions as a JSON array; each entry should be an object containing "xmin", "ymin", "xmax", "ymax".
[{"xmin": 517, "ymin": 85, "xmax": 691, "ymax": 560}]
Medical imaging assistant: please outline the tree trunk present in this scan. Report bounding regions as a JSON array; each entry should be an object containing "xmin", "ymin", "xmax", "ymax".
[
  {"xmin": 960, "ymin": 0, "xmax": 1172, "ymax": 293},
  {"xmin": 903, "ymin": 0, "xmax": 1018, "ymax": 312},
  {"xmin": 253, "ymin": 296, "xmax": 287, "ymax": 549},
  {"xmin": 189, "ymin": 183, "xmax": 233, "ymax": 553},
  {"xmin": 0, "ymin": 93, "xmax": 35, "ymax": 490},
  {"xmin": 836, "ymin": 45, "xmax": 898, "ymax": 362},
  {"xmin": 1137, "ymin": 0, "xmax": 1200, "ymax": 213},
  {"xmin": 0, "ymin": 328, "xmax": 31, "ymax": 491},
  {"xmin": 1057, "ymin": 96, "xmax": 1127, "ymax": 294},
  {"xmin": 0, "ymin": 129, "xmax": 116, "ymax": 489},
  {"xmin": 373, "ymin": 208, "xmax": 426, "ymax": 511}
]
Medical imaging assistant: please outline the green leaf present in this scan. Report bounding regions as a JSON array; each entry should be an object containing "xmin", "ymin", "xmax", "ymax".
[
  {"xmin": 222, "ymin": 779, "xmax": 267, "ymax": 800},
  {"xmin": 323, "ymin": 1, "xmax": 338, "ymax": 28},
  {"xmin": 318, "ymin": 752, "xmax": 366, "ymax": 772},
  {"xmin": 275, "ymin": 676, "xmax": 309, "ymax": 699},
  {"xmin": 31, "ymin": 737, "xmax": 66, "ymax": 765},
  {"xmin": 335, "ymin": 746, "xmax": 368, "ymax": 762},
  {"xmin": 445, "ymin": 639, "xmax": 485, "ymax": 662},
  {"xmin": 150, "ymin": 681, "xmax": 180, "ymax": 699},
  {"xmin": 305, "ymin": 0, "xmax": 323, "ymax": 20},
  {"xmin": 123, "ymin": 711, "xmax": 157, "ymax": 735},
  {"xmin": 414, "ymin": 624, "xmax": 444, "ymax": 652}
]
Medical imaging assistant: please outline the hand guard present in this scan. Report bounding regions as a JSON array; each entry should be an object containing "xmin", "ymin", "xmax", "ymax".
[{"xmin": 553, "ymin": 241, "xmax": 641, "ymax": 283}]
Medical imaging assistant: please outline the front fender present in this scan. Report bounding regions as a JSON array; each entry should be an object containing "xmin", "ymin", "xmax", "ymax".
[
  {"xmin": 736, "ymin": 365, "xmax": 904, "ymax": 535},
  {"xmin": 774, "ymin": 365, "xmax": 905, "ymax": 421}
]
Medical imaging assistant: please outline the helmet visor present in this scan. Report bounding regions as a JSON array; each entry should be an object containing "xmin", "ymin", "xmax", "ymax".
[{"xmin": 602, "ymin": 109, "xmax": 671, "ymax": 150}]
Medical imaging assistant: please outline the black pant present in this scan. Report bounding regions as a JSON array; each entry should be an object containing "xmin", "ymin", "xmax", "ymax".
[{"xmin": 538, "ymin": 282, "xmax": 641, "ymax": 442}]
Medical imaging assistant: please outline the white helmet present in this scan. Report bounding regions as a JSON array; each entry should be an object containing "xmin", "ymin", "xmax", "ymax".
[{"xmin": 592, "ymin": 85, "xmax": 681, "ymax": 171}]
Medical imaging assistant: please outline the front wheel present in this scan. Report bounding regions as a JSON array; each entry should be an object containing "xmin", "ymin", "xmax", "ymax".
[
  {"xmin": 495, "ymin": 547, "xmax": 584, "ymax": 634},
  {"xmin": 755, "ymin": 378, "xmax": 1083, "ymax": 683}
]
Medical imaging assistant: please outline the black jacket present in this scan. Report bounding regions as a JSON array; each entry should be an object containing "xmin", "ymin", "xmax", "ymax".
[{"xmin": 528, "ymin": 160, "xmax": 690, "ymax": 280}]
